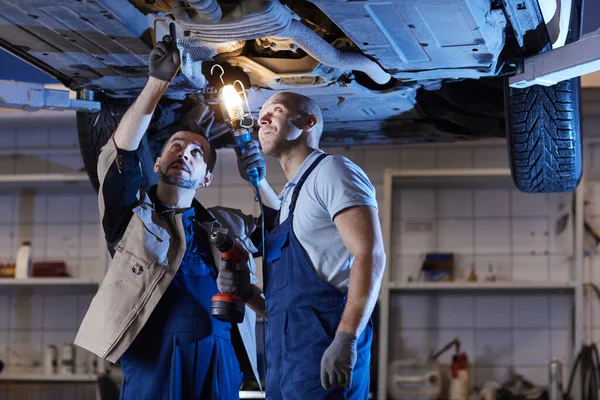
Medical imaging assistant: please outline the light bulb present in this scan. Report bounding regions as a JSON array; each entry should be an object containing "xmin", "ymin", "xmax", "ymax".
[
  {"xmin": 221, "ymin": 85, "xmax": 242, "ymax": 109},
  {"xmin": 216, "ymin": 80, "xmax": 253, "ymax": 131},
  {"xmin": 220, "ymin": 84, "xmax": 245, "ymax": 123}
]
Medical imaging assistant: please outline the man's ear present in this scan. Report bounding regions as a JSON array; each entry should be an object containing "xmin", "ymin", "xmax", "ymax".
[
  {"xmin": 304, "ymin": 114, "xmax": 317, "ymax": 132},
  {"xmin": 198, "ymin": 171, "xmax": 213, "ymax": 188},
  {"xmin": 154, "ymin": 158, "xmax": 160, "ymax": 173}
]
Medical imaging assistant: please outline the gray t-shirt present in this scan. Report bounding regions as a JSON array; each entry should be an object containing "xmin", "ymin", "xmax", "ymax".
[{"xmin": 278, "ymin": 149, "xmax": 378, "ymax": 291}]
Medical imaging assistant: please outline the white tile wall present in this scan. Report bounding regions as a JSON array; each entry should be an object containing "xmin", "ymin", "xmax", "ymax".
[
  {"xmin": 475, "ymin": 329, "xmax": 512, "ymax": 365},
  {"xmin": 475, "ymin": 295, "xmax": 511, "ymax": 329},
  {"xmin": 512, "ymin": 295, "xmax": 549, "ymax": 328},
  {"xmin": 474, "ymin": 189, "xmax": 510, "ymax": 217},
  {"xmin": 0, "ymin": 118, "xmax": 598, "ymax": 398},
  {"xmin": 400, "ymin": 147, "xmax": 437, "ymax": 168},
  {"xmin": 438, "ymin": 189, "xmax": 473, "ymax": 218}
]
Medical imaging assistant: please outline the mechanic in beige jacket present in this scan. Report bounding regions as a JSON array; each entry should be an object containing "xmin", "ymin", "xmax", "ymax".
[{"xmin": 74, "ymin": 25, "xmax": 267, "ymax": 399}]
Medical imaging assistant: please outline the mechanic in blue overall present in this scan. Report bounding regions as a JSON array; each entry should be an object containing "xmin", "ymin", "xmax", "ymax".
[
  {"xmin": 74, "ymin": 26, "xmax": 266, "ymax": 399},
  {"xmin": 235, "ymin": 91, "xmax": 386, "ymax": 398}
]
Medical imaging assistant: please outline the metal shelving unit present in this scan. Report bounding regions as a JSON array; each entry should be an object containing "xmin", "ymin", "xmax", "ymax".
[
  {"xmin": 386, "ymin": 167, "xmax": 511, "ymax": 179},
  {"xmin": 0, "ymin": 374, "xmax": 97, "ymax": 383},
  {"xmin": 0, "ymin": 173, "xmax": 90, "ymax": 185},
  {"xmin": 0, "ymin": 159, "xmax": 105, "ymax": 382},
  {"xmin": 0, "ymin": 278, "xmax": 99, "ymax": 286},
  {"xmin": 0, "ymin": 375, "xmax": 265, "ymax": 399},
  {"xmin": 376, "ymin": 167, "xmax": 586, "ymax": 400},
  {"xmin": 239, "ymin": 392, "xmax": 265, "ymax": 399},
  {"xmin": 388, "ymin": 281, "xmax": 576, "ymax": 291}
]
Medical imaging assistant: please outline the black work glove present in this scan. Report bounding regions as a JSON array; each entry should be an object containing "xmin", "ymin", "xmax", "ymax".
[
  {"xmin": 216, "ymin": 259, "xmax": 254, "ymax": 301},
  {"xmin": 320, "ymin": 331, "xmax": 358, "ymax": 390},
  {"xmin": 149, "ymin": 23, "xmax": 181, "ymax": 82},
  {"xmin": 235, "ymin": 140, "xmax": 267, "ymax": 183}
]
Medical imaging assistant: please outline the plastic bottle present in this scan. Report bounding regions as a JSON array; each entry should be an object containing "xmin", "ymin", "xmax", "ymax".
[
  {"xmin": 44, "ymin": 345, "xmax": 57, "ymax": 375},
  {"xmin": 548, "ymin": 359, "xmax": 562, "ymax": 400},
  {"xmin": 15, "ymin": 241, "xmax": 32, "ymax": 279},
  {"xmin": 60, "ymin": 343, "xmax": 75, "ymax": 374}
]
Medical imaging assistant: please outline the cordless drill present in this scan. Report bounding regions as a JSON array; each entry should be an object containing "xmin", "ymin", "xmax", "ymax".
[{"xmin": 210, "ymin": 231, "xmax": 248, "ymax": 324}]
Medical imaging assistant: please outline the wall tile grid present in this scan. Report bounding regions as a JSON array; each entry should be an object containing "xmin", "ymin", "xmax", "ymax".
[{"xmin": 0, "ymin": 118, "xmax": 598, "ymax": 398}]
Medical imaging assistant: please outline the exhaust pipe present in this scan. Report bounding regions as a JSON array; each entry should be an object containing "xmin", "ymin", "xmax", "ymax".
[
  {"xmin": 274, "ymin": 20, "xmax": 391, "ymax": 85},
  {"xmin": 172, "ymin": 1, "xmax": 391, "ymax": 85},
  {"xmin": 172, "ymin": 0, "xmax": 222, "ymax": 24}
]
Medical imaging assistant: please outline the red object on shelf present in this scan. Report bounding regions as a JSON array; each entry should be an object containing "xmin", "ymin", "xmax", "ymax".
[{"xmin": 32, "ymin": 261, "xmax": 68, "ymax": 277}]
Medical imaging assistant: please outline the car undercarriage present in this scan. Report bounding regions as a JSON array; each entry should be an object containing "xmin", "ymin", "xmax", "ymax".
[{"xmin": 0, "ymin": 0, "xmax": 585, "ymax": 192}]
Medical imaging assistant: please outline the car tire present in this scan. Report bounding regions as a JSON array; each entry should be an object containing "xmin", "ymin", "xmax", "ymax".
[
  {"xmin": 505, "ymin": 77, "xmax": 582, "ymax": 193},
  {"xmin": 77, "ymin": 96, "xmax": 158, "ymax": 193}
]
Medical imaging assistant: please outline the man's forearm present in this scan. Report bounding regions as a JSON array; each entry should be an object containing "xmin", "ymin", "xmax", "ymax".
[
  {"xmin": 258, "ymin": 179, "xmax": 281, "ymax": 210},
  {"xmin": 114, "ymin": 77, "xmax": 169, "ymax": 151},
  {"xmin": 245, "ymin": 285, "xmax": 267, "ymax": 319},
  {"xmin": 337, "ymin": 253, "xmax": 385, "ymax": 336}
]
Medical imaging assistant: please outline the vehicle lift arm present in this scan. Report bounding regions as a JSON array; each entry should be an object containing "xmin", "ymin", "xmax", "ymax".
[
  {"xmin": 0, "ymin": 80, "xmax": 100, "ymax": 112},
  {"xmin": 509, "ymin": 28, "xmax": 600, "ymax": 88}
]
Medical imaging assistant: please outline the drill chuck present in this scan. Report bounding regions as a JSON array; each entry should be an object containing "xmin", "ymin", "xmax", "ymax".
[{"xmin": 211, "ymin": 231, "xmax": 235, "ymax": 253}]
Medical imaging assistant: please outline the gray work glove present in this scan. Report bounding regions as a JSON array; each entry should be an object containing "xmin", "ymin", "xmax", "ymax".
[
  {"xmin": 320, "ymin": 331, "xmax": 358, "ymax": 390},
  {"xmin": 148, "ymin": 23, "xmax": 181, "ymax": 82},
  {"xmin": 235, "ymin": 140, "xmax": 267, "ymax": 183},
  {"xmin": 216, "ymin": 259, "xmax": 254, "ymax": 301}
]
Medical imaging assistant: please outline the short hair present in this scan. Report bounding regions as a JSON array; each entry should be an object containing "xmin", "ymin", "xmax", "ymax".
[
  {"xmin": 272, "ymin": 92, "xmax": 323, "ymax": 146},
  {"xmin": 161, "ymin": 131, "xmax": 217, "ymax": 173}
]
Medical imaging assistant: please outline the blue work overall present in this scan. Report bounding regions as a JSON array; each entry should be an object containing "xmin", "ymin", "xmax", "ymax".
[
  {"xmin": 119, "ymin": 207, "xmax": 242, "ymax": 400},
  {"xmin": 263, "ymin": 154, "xmax": 373, "ymax": 399}
]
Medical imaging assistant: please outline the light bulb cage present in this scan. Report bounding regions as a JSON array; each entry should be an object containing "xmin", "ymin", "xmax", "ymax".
[{"xmin": 211, "ymin": 64, "xmax": 254, "ymax": 132}]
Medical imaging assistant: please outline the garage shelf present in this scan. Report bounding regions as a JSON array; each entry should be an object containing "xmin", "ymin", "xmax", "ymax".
[
  {"xmin": 377, "ymin": 166, "xmax": 586, "ymax": 400},
  {"xmin": 0, "ymin": 375, "xmax": 266, "ymax": 398},
  {"xmin": 388, "ymin": 281, "xmax": 576, "ymax": 291},
  {"xmin": 239, "ymin": 392, "xmax": 371, "ymax": 399},
  {"xmin": 239, "ymin": 392, "xmax": 265, "ymax": 399},
  {"xmin": 0, "ymin": 278, "xmax": 98, "ymax": 286},
  {"xmin": 0, "ymin": 173, "xmax": 89, "ymax": 185},
  {"xmin": 0, "ymin": 374, "xmax": 97, "ymax": 383},
  {"xmin": 385, "ymin": 168, "xmax": 513, "ymax": 187},
  {"xmin": 387, "ymin": 167, "xmax": 511, "ymax": 178}
]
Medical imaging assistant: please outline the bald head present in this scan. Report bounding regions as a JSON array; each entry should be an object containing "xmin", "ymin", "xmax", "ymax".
[{"xmin": 266, "ymin": 92, "xmax": 323, "ymax": 147}]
